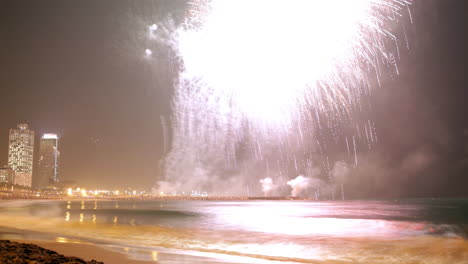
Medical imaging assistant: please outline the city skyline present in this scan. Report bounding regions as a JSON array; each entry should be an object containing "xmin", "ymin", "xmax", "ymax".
[{"xmin": 1, "ymin": 123, "xmax": 62, "ymax": 189}]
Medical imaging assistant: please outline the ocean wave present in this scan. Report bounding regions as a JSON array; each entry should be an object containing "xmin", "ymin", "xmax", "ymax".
[
  {"xmin": 1, "ymin": 200, "xmax": 468, "ymax": 263},
  {"xmin": 0, "ymin": 213, "xmax": 467, "ymax": 264}
]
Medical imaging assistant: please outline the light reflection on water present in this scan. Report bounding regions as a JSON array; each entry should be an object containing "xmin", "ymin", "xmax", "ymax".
[
  {"xmin": 59, "ymin": 200, "xmax": 429, "ymax": 237},
  {"xmin": 54, "ymin": 236, "xmax": 84, "ymax": 244},
  {"xmin": 152, "ymin": 251, "xmax": 158, "ymax": 261}
]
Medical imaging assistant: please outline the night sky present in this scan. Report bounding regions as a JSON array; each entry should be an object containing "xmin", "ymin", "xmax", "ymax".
[{"xmin": 0, "ymin": 0, "xmax": 466, "ymax": 196}]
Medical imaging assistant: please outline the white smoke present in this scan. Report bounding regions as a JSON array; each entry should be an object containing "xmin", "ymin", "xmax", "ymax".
[
  {"xmin": 259, "ymin": 177, "xmax": 275, "ymax": 196},
  {"xmin": 152, "ymin": 181, "xmax": 178, "ymax": 195},
  {"xmin": 287, "ymin": 175, "xmax": 310, "ymax": 197}
]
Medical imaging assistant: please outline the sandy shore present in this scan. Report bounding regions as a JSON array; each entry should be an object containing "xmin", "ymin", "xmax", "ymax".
[
  {"xmin": 0, "ymin": 225, "xmax": 242, "ymax": 264},
  {"xmin": 13, "ymin": 240, "xmax": 154, "ymax": 264},
  {"xmin": 4, "ymin": 239, "xmax": 242, "ymax": 264}
]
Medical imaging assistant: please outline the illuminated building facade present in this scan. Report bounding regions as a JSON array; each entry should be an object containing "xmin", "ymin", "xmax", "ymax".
[
  {"xmin": 0, "ymin": 167, "xmax": 14, "ymax": 184},
  {"xmin": 37, "ymin": 133, "xmax": 59, "ymax": 188},
  {"xmin": 8, "ymin": 124, "xmax": 34, "ymax": 187}
]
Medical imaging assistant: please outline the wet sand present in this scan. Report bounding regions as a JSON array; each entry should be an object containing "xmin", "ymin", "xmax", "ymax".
[
  {"xmin": 0, "ymin": 226, "xmax": 244, "ymax": 264},
  {"xmin": 13, "ymin": 240, "xmax": 150, "ymax": 264},
  {"xmin": 6, "ymin": 239, "xmax": 243, "ymax": 264}
]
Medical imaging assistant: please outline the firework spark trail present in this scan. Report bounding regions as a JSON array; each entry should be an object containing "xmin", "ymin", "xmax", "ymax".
[{"xmin": 159, "ymin": 0, "xmax": 411, "ymax": 196}]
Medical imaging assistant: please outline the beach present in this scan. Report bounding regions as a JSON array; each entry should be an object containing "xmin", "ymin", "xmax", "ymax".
[
  {"xmin": 1, "ymin": 239, "xmax": 220, "ymax": 264},
  {"xmin": 0, "ymin": 199, "xmax": 467, "ymax": 264},
  {"xmin": 0, "ymin": 226, "xmax": 244, "ymax": 264},
  {"xmin": 0, "ymin": 238, "xmax": 240, "ymax": 264}
]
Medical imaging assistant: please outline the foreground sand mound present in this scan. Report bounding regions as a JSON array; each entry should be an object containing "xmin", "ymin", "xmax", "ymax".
[{"xmin": 0, "ymin": 240, "xmax": 104, "ymax": 264}]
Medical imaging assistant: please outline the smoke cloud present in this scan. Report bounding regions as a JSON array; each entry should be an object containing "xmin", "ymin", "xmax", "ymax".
[
  {"xmin": 259, "ymin": 177, "xmax": 276, "ymax": 196},
  {"xmin": 287, "ymin": 175, "xmax": 310, "ymax": 197}
]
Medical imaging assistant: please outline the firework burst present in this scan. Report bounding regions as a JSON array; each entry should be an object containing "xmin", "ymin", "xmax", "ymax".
[
  {"xmin": 160, "ymin": 0, "xmax": 411, "ymax": 196},
  {"xmin": 178, "ymin": 0, "xmax": 409, "ymax": 124}
]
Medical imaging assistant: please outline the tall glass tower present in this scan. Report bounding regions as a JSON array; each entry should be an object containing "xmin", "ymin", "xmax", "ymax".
[
  {"xmin": 8, "ymin": 124, "xmax": 34, "ymax": 187},
  {"xmin": 37, "ymin": 133, "xmax": 59, "ymax": 188}
]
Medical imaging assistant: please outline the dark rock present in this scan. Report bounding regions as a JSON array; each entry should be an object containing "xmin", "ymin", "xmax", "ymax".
[{"xmin": 0, "ymin": 240, "xmax": 105, "ymax": 264}]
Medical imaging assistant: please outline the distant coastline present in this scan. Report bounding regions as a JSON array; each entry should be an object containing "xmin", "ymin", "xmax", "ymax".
[{"xmin": 0, "ymin": 190, "xmax": 308, "ymax": 201}]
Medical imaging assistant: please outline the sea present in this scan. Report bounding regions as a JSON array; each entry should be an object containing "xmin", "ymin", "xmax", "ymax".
[{"xmin": 0, "ymin": 199, "xmax": 467, "ymax": 264}]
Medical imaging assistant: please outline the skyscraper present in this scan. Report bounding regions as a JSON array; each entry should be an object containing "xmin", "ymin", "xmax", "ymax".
[
  {"xmin": 37, "ymin": 133, "xmax": 59, "ymax": 188},
  {"xmin": 8, "ymin": 124, "xmax": 34, "ymax": 187}
]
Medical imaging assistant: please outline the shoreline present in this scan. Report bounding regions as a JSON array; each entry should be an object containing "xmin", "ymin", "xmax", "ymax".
[
  {"xmin": 2, "ymin": 199, "xmax": 468, "ymax": 264},
  {"xmin": 0, "ymin": 226, "xmax": 247, "ymax": 264},
  {"xmin": 6, "ymin": 240, "xmax": 158, "ymax": 264},
  {"xmin": 8, "ymin": 239, "xmax": 247, "ymax": 264},
  {"xmin": 0, "ymin": 226, "xmax": 152, "ymax": 264},
  {"xmin": 0, "ymin": 194, "xmax": 308, "ymax": 201}
]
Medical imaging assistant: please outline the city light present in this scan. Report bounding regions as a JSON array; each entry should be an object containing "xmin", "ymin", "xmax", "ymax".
[{"xmin": 42, "ymin": 133, "xmax": 58, "ymax": 139}]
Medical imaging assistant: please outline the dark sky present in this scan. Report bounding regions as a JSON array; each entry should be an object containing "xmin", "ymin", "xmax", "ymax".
[
  {"xmin": 0, "ymin": 0, "xmax": 186, "ymax": 188},
  {"xmin": 0, "ymin": 0, "xmax": 466, "ymax": 195},
  {"xmin": 363, "ymin": 0, "xmax": 468, "ymax": 198}
]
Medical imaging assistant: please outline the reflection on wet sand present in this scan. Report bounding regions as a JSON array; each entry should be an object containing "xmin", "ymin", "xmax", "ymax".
[{"xmin": 55, "ymin": 237, "xmax": 83, "ymax": 244}]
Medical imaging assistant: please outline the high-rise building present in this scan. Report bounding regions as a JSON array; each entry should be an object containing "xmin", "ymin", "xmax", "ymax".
[
  {"xmin": 8, "ymin": 124, "xmax": 34, "ymax": 187},
  {"xmin": 0, "ymin": 167, "xmax": 15, "ymax": 184},
  {"xmin": 37, "ymin": 133, "xmax": 60, "ymax": 188}
]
